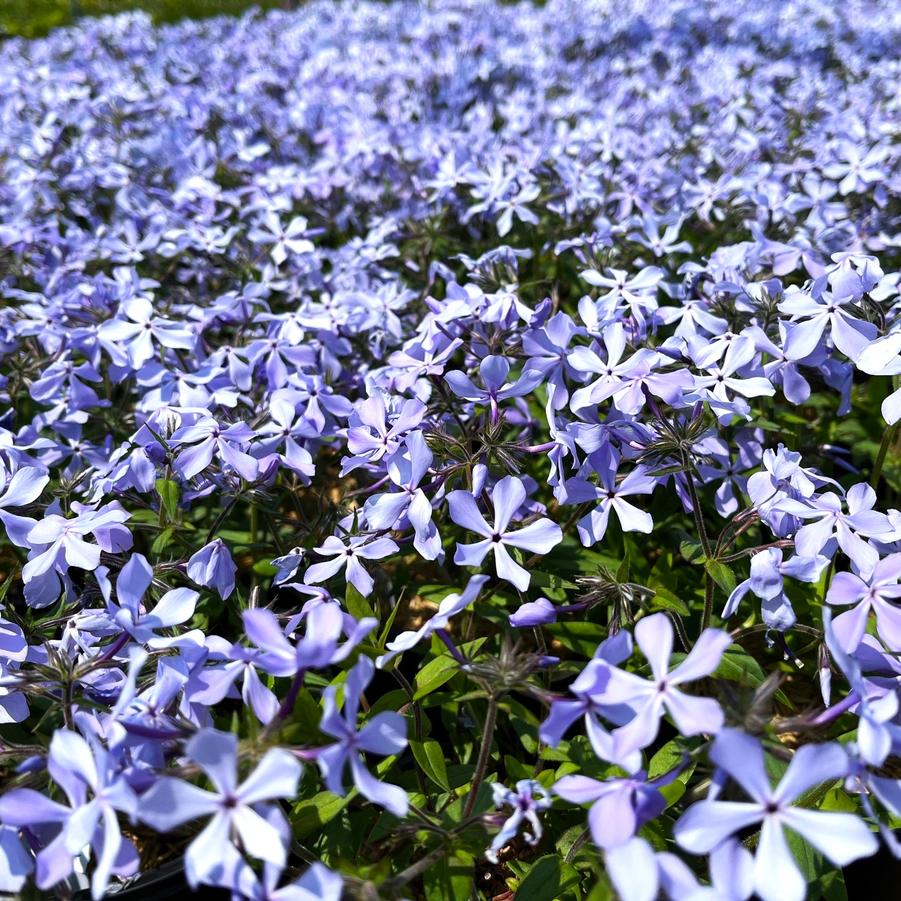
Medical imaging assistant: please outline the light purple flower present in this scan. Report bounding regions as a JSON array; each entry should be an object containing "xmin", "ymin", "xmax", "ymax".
[
  {"xmin": 540, "ymin": 631, "xmax": 640, "ymax": 769},
  {"xmin": 243, "ymin": 602, "xmax": 376, "ymax": 678},
  {"xmin": 98, "ymin": 297, "xmax": 195, "ymax": 369},
  {"xmin": 561, "ymin": 453, "xmax": 657, "ymax": 547},
  {"xmin": 247, "ymin": 212, "xmax": 314, "ymax": 265},
  {"xmin": 316, "ymin": 656, "xmax": 408, "ymax": 816},
  {"xmin": 779, "ymin": 286, "xmax": 877, "ymax": 362},
  {"xmin": 777, "ymin": 483, "xmax": 892, "ymax": 575},
  {"xmin": 485, "ymin": 780, "xmax": 552, "ymax": 863},
  {"xmin": 140, "ymin": 729, "xmax": 301, "ymax": 888},
  {"xmin": 23, "ymin": 503, "xmax": 132, "ymax": 608},
  {"xmin": 675, "ymin": 729, "xmax": 876, "ymax": 901},
  {"xmin": 724, "ymin": 549, "xmax": 828, "ymax": 633},
  {"xmin": 0, "ymin": 465, "xmax": 49, "ymax": 547},
  {"xmin": 445, "ymin": 355, "xmax": 543, "ymax": 422},
  {"xmin": 365, "ymin": 431, "xmax": 441, "ymax": 560},
  {"xmin": 172, "ymin": 416, "xmax": 259, "ymax": 483},
  {"xmin": 187, "ymin": 539, "xmax": 238, "ymax": 600},
  {"xmin": 601, "ymin": 614, "xmax": 730, "ymax": 756},
  {"xmin": 304, "ymin": 534, "xmax": 399, "ymax": 597},
  {"xmin": 0, "ymin": 730, "xmax": 138, "ymax": 899},
  {"xmin": 447, "ymin": 475, "xmax": 562, "ymax": 590},
  {"xmin": 554, "ymin": 770, "xmax": 667, "ymax": 850},
  {"xmin": 103, "ymin": 553, "xmax": 198, "ymax": 644},
  {"xmin": 826, "ymin": 552, "xmax": 901, "ymax": 651},
  {"xmin": 509, "ymin": 596, "xmax": 557, "ymax": 627}
]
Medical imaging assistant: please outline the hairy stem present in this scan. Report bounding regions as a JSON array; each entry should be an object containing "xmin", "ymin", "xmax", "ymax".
[
  {"xmin": 261, "ymin": 667, "xmax": 306, "ymax": 740},
  {"xmin": 463, "ymin": 694, "xmax": 498, "ymax": 818},
  {"xmin": 870, "ymin": 420, "xmax": 899, "ymax": 489},
  {"xmin": 682, "ymin": 455, "xmax": 716, "ymax": 632}
]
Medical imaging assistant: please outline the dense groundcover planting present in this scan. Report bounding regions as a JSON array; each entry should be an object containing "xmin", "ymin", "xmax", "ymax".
[{"xmin": 0, "ymin": 0, "xmax": 899, "ymax": 898}]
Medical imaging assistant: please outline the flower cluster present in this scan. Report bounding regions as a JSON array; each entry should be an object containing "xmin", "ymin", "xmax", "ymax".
[{"xmin": 0, "ymin": 1, "xmax": 898, "ymax": 898}]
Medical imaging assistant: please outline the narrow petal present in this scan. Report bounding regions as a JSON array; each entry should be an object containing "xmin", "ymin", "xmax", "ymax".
[
  {"xmin": 664, "ymin": 689, "xmax": 724, "ymax": 736},
  {"xmin": 232, "ymin": 805, "xmax": 288, "ymax": 867},
  {"xmin": 753, "ymin": 819, "xmax": 805, "ymax": 901},
  {"xmin": 634, "ymin": 613, "xmax": 673, "ymax": 681},
  {"xmin": 184, "ymin": 813, "xmax": 232, "ymax": 889},
  {"xmin": 490, "ymin": 476, "xmax": 526, "ymax": 534},
  {"xmin": 493, "ymin": 542, "xmax": 530, "ymax": 591},
  {"xmin": 709, "ymin": 728, "xmax": 772, "ymax": 802},
  {"xmin": 186, "ymin": 729, "xmax": 237, "ymax": 796},
  {"xmin": 345, "ymin": 555, "xmax": 374, "ymax": 596},
  {"xmin": 238, "ymin": 748, "xmax": 302, "ymax": 805},
  {"xmin": 349, "ymin": 756, "xmax": 408, "ymax": 817},
  {"xmin": 140, "ymin": 777, "xmax": 220, "ymax": 831},
  {"xmin": 357, "ymin": 712, "xmax": 408, "ymax": 756},
  {"xmin": 502, "ymin": 517, "xmax": 563, "ymax": 554},
  {"xmin": 148, "ymin": 587, "xmax": 198, "ymax": 629},
  {"xmin": 446, "ymin": 490, "xmax": 492, "ymax": 537},
  {"xmin": 0, "ymin": 468, "xmax": 48, "ymax": 509},
  {"xmin": 674, "ymin": 801, "xmax": 762, "ymax": 853},
  {"xmin": 605, "ymin": 838, "xmax": 658, "ymax": 901},
  {"xmin": 553, "ymin": 775, "xmax": 605, "ymax": 804},
  {"xmin": 453, "ymin": 538, "xmax": 492, "ymax": 568},
  {"xmin": 0, "ymin": 789, "xmax": 70, "ymax": 825},
  {"xmin": 116, "ymin": 554, "xmax": 153, "ymax": 610},
  {"xmin": 773, "ymin": 742, "xmax": 850, "ymax": 804},
  {"xmin": 670, "ymin": 629, "xmax": 731, "ymax": 684},
  {"xmin": 782, "ymin": 808, "xmax": 877, "ymax": 867},
  {"xmin": 611, "ymin": 497, "xmax": 653, "ymax": 534},
  {"xmin": 589, "ymin": 787, "xmax": 638, "ymax": 849},
  {"xmin": 242, "ymin": 608, "xmax": 294, "ymax": 658}
]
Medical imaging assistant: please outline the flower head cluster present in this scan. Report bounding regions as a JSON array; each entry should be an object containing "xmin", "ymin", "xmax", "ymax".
[{"xmin": 0, "ymin": 1, "xmax": 897, "ymax": 898}]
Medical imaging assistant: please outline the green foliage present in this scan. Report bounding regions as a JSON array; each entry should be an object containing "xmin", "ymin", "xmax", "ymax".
[{"xmin": 0, "ymin": 0, "xmax": 287, "ymax": 39}]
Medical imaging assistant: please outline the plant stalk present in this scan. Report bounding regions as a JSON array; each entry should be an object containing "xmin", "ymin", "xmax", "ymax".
[{"xmin": 462, "ymin": 694, "xmax": 498, "ymax": 818}]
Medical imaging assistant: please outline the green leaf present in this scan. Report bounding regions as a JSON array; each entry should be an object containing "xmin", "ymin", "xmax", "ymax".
[
  {"xmin": 155, "ymin": 477, "xmax": 180, "ymax": 521},
  {"xmin": 515, "ymin": 856, "xmax": 581, "ymax": 901},
  {"xmin": 555, "ymin": 824, "xmax": 589, "ymax": 860},
  {"xmin": 279, "ymin": 688, "xmax": 322, "ymax": 743},
  {"xmin": 784, "ymin": 829, "xmax": 848, "ymax": 901},
  {"xmin": 0, "ymin": 571, "xmax": 17, "ymax": 606},
  {"xmin": 649, "ymin": 739, "xmax": 695, "ymax": 807},
  {"xmin": 678, "ymin": 533, "xmax": 705, "ymax": 564},
  {"xmin": 376, "ymin": 595, "xmax": 403, "ymax": 652},
  {"xmin": 704, "ymin": 559, "xmax": 737, "ymax": 594},
  {"xmin": 714, "ymin": 648, "xmax": 768, "ymax": 683},
  {"xmin": 648, "ymin": 585, "xmax": 690, "ymax": 616},
  {"xmin": 586, "ymin": 878, "xmax": 616, "ymax": 901},
  {"xmin": 151, "ymin": 527, "xmax": 175, "ymax": 556},
  {"xmin": 615, "ymin": 551, "xmax": 631, "ymax": 583},
  {"xmin": 423, "ymin": 850, "xmax": 475, "ymax": 900},
  {"xmin": 345, "ymin": 583, "xmax": 376, "ymax": 622},
  {"xmin": 529, "ymin": 570, "xmax": 579, "ymax": 592},
  {"xmin": 515, "ymin": 856, "xmax": 561, "ymax": 901},
  {"xmin": 413, "ymin": 655, "xmax": 460, "ymax": 700},
  {"xmin": 648, "ymin": 739, "xmax": 684, "ymax": 779},
  {"xmin": 819, "ymin": 785, "xmax": 857, "ymax": 812},
  {"xmin": 292, "ymin": 790, "xmax": 353, "ymax": 839},
  {"xmin": 410, "ymin": 739, "xmax": 450, "ymax": 791},
  {"xmin": 504, "ymin": 753, "xmax": 533, "ymax": 782},
  {"xmin": 545, "ymin": 621, "xmax": 607, "ymax": 657}
]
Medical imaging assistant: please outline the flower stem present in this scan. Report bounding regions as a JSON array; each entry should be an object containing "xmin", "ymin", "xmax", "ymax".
[
  {"xmin": 870, "ymin": 421, "xmax": 899, "ymax": 489},
  {"xmin": 682, "ymin": 461, "xmax": 712, "ymax": 559},
  {"xmin": 261, "ymin": 667, "xmax": 306, "ymax": 740},
  {"xmin": 381, "ymin": 842, "xmax": 449, "ymax": 893},
  {"xmin": 682, "ymin": 457, "xmax": 716, "ymax": 632},
  {"xmin": 463, "ymin": 694, "xmax": 498, "ymax": 818}
]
